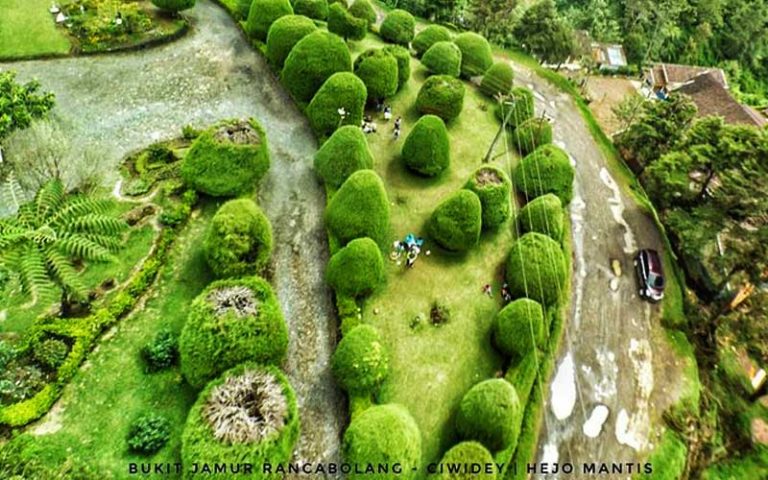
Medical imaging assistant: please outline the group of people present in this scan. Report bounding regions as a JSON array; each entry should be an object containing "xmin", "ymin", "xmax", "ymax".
[
  {"xmin": 483, "ymin": 282, "xmax": 513, "ymax": 303},
  {"xmin": 362, "ymin": 103, "xmax": 402, "ymax": 139},
  {"xmin": 391, "ymin": 234, "xmax": 427, "ymax": 269}
]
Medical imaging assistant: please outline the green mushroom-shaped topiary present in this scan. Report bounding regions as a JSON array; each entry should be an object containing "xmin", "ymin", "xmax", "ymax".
[
  {"xmin": 382, "ymin": 45, "xmax": 411, "ymax": 91},
  {"xmin": 505, "ymin": 232, "xmax": 567, "ymax": 306},
  {"xmin": 326, "ymin": 238, "xmax": 385, "ymax": 297},
  {"xmin": 513, "ymin": 144, "xmax": 574, "ymax": 204},
  {"xmin": 379, "ymin": 9, "xmax": 415, "ymax": 45},
  {"xmin": 152, "ymin": 0, "xmax": 195, "ymax": 12},
  {"xmin": 427, "ymin": 190, "xmax": 482, "ymax": 252},
  {"xmin": 349, "ymin": 0, "xmax": 376, "ymax": 24},
  {"xmin": 342, "ymin": 404, "xmax": 421, "ymax": 480},
  {"xmin": 293, "ymin": 0, "xmax": 328, "ymax": 20},
  {"xmin": 493, "ymin": 298, "xmax": 546, "ymax": 358},
  {"xmin": 437, "ymin": 442, "xmax": 497, "ymax": 479},
  {"xmin": 181, "ymin": 364, "xmax": 299, "ymax": 480},
  {"xmin": 282, "ymin": 31, "xmax": 352, "ymax": 104},
  {"xmin": 422, "ymin": 41, "xmax": 462, "ymax": 77},
  {"xmin": 331, "ymin": 324, "xmax": 389, "ymax": 394},
  {"xmin": 328, "ymin": 2, "xmax": 367, "ymax": 41},
  {"xmin": 179, "ymin": 277, "xmax": 288, "ymax": 389},
  {"xmin": 266, "ymin": 15, "xmax": 317, "ymax": 68},
  {"xmin": 325, "ymin": 170, "xmax": 390, "ymax": 247},
  {"xmin": 453, "ymin": 32, "xmax": 493, "ymax": 78},
  {"xmin": 354, "ymin": 49, "xmax": 399, "ymax": 102},
  {"xmin": 517, "ymin": 193, "xmax": 564, "ymax": 240},
  {"xmin": 415, "ymin": 75, "xmax": 465, "ymax": 122},
  {"xmin": 314, "ymin": 125, "xmax": 373, "ymax": 186},
  {"xmin": 412, "ymin": 25, "xmax": 452, "ymax": 57},
  {"xmin": 480, "ymin": 62, "xmax": 515, "ymax": 98},
  {"xmin": 204, "ymin": 198, "xmax": 273, "ymax": 278},
  {"xmin": 514, "ymin": 117, "xmax": 553, "ymax": 155},
  {"xmin": 455, "ymin": 379, "xmax": 522, "ymax": 452},
  {"xmin": 463, "ymin": 165, "xmax": 511, "ymax": 229},
  {"xmin": 401, "ymin": 114, "xmax": 450, "ymax": 176},
  {"xmin": 495, "ymin": 87, "xmax": 534, "ymax": 128},
  {"xmin": 307, "ymin": 73, "xmax": 368, "ymax": 139},
  {"xmin": 246, "ymin": 0, "xmax": 294, "ymax": 41}
]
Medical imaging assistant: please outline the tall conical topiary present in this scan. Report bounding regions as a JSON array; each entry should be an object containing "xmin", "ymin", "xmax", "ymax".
[
  {"xmin": 245, "ymin": 0, "xmax": 294, "ymax": 41},
  {"xmin": 307, "ymin": 72, "xmax": 367, "ymax": 139},
  {"xmin": 325, "ymin": 170, "xmax": 390, "ymax": 247},
  {"xmin": 265, "ymin": 14, "xmax": 317, "ymax": 68},
  {"xmin": 427, "ymin": 190, "xmax": 482, "ymax": 252},
  {"xmin": 480, "ymin": 62, "xmax": 515, "ymax": 97},
  {"xmin": 412, "ymin": 24, "xmax": 452, "ymax": 57},
  {"xmin": 282, "ymin": 31, "xmax": 352, "ymax": 104},
  {"xmin": 464, "ymin": 165, "xmax": 512, "ymax": 229},
  {"xmin": 422, "ymin": 41, "xmax": 462, "ymax": 77},
  {"xmin": 453, "ymin": 32, "xmax": 493, "ymax": 78},
  {"xmin": 314, "ymin": 125, "xmax": 374, "ymax": 187},
  {"xmin": 401, "ymin": 114, "xmax": 450, "ymax": 176},
  {"xmin": 354, "ymin": 49, "xmax": 399, "ymax": 102}
]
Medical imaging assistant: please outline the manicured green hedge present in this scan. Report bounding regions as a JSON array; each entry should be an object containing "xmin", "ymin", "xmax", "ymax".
[
  {"xmin": 401, "ymin": 114, "xmax": 450, "ymax": 176},
  {"xmin": 495, "ymin": 87, "xmax": 534, "ymax": 128},
  {"xmin": 412, "ymin": 25, "xmax": 452, "ymax": 57},
  {"xmin": 464, "ymin": 165, "xmax": 511, "ymax": 229},
  {"xmin": 415, "ymin": 75, "xmax": 465, "ymax": 122},
  {"xmin": 307, "ymin": 72, "xmax": 367, "ymax": 139},
  {"xmin": 480, "ymin": 62, "xmax": 515, "ymax": 98},
  {"xmin": 456, "ymin": 379, "xmax": 522, "ymax": 452},
  {"xmin": 354, "ymin": 49, "xmax": 399, "ymax": 101},
  {"xmin": 379, "ymin": 9, "xmax": 415, "ymax": 45},
  {"xmin": 293, "ymin": 0, "xmax": 328, "ymax": 20},
  {"xmin": 505, "ymin": 232, "xmax": 567, "ymax": 306},
  {"xmin": 453, "ymin": 32, "xmax": 493, "ymax": 78},
  {"xmin": 204, "ymin": 198, "xmax": 273, "ymax": 278},
  {"xmin": 328, "ymin": 2, "xmax": 367, "ymax": 41},
  {"xmin": 382, "ymin": 45, "xmax": 410, "ymax": 91},
  {"xmin": 513, "ymin": 144, "xmax": 574, "ymax": 204},
  {"xmin": 266, "ymin": 15, "xmax": 317, "ymax": 68},
  {"xmin": 282, "ymin": 31, "xmax": 352, "ymax": 104},
  {"xmin": 348, "ymin": 0, "xmax": 376, "ymax": 24},
  {"xmin": 246, "ymin": 0, "xmax": 294, "ymax": 41},
  {"xmin": 514, "ymin": 117, "xmax": 552, "ymax": 155},
  {"xmin": 427, "ymin": 190, "xmax": 482, "ymax": 252},
  {"xmin": 179, "ymin": 277, "xmax": 288, "ymax": 389},
  {"xmin": 342, "ymin": 404, "xmax": 421, "ymax": 479},
  {"xmin": 314, "ymin": 125, "xmax": 374, "ymax": 187},
  {"xmin": 493, "ymin": 298, "xmax": 545, "ymax": 358},
  {"xmin": 517, "ymin": 193, "xmax": 564, "ymax": 240},
  {"xmin": 325, "ymin": 170, "xmax": 390, "ymax": 247},
  {"xmin": 437, "ymin": 441, "xmax": 497, "ymax": 479},
  {"xmin": 422, "ymin": 41, "xmax": 462, "ymax": 78},
  {"xmin": 326, "ymin": 237, "xmax": 384, "ymax": 297},
  {"xmin": 504, "ymin": 350, "xmax": 538, "ymax": 408},
  {"xmin": 331, "ymin": 324, "xmax": 389, "ymax": 394}
]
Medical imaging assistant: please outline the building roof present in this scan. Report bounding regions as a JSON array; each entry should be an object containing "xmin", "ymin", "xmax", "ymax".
[
  {"xmin": 591, "ymin": 43, "xmax": 627, "ymax": 68},
  {"xmin": 647, "ymin": 62, "xmax": 728, "ymax": 90},
  {"xmin": 676, "ymin": 72, "xmax": 767, "ymax": 128}
]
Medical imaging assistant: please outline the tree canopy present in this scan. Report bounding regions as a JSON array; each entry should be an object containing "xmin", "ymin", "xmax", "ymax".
[{"xmin": 0, "ymin": 71, "xmax": 55, "ymax": 142}]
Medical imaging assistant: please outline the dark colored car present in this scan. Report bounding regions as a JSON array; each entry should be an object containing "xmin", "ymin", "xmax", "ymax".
[{"xmin": 633, "ymin": 249, "xmax": 665, "ymax": 302}]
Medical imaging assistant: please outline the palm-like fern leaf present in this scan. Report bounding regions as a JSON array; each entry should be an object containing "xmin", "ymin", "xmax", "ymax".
[
  {"xmin": 1, "ymin": 173, "xmax": 25, "ymax": 215},
  {"xmin": 70, "ymin": 214, "xmax": 127, "ymax": 236},
  {"xmin": 34, "ymin": 179, "xmax": 65, "ymax": 221},
  {"xmin": 56, "ymin": 234, "xmax": 113, "ymax": 262},
  {"xmin": 44, "ymin": 247, "xmax": 86, "ymax": 300},
  {"xmin": 17, "ymin": 244, "xmax": 57, "ymax": 304}
]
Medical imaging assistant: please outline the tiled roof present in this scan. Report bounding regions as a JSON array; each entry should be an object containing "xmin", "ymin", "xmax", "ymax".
[
  {"xmin": 676, "ymin": 72, "xmax": 767, "ymax": 128},
  {"xmin": 647, "ymin": 63, "xmax": 728, "ymax": 89}
]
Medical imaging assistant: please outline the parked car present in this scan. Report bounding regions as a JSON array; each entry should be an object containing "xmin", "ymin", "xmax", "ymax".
[{"xmin": 633, "ymin": 249, "xmax": 665, "ymax": 302}]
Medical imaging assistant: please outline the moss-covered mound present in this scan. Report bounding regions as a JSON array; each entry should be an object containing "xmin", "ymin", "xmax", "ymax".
[
  {"xmin": 513, "ymin": 144, "xmax": 574, "ymax": 204},
  {"xmin": 181, "ymin": 364, "xmax": 299, "ymax": 479},
  {"xmin": 314, "ymin": 125, "xmax": 374, "ymax": 187},
  {"xmin": 293, "ymin": 0, "xmax": 328, "ymax": 20},
  {"xmin": 495, "ymin": 87, "xmax": 535, "ymax": 128},
  {"xmin": 282, "ymin": 31, "xmax": 352, "ymax": 104},
  {"xmin": 342, "ymin": 404, "xmax": 421, "ymax": 479},
  {"xmin": 493, "ymin": 298, "xmax": 546, "ymax": 357},
  {"xmin": 349, "ymin": 0, "xmax": 376, "ymax": 24},
  {"xmin": 307, "ymin": 72, "xmax": 367, "ymax": 138},
  {"xmin": 517, "ymin": 193, "xmax": 564, "ymax": 240},
  {"xmin": 412, "ymin": 24, "xmax": 452, "ymax": 57},
  {"xmin": 246, "ymin": 0, "xmax": 294, "ymax": 41},
  {"xmin": 514, "ymin": 117, "xmax": 553, "ymax": 155},
  {"xmin": 179, "ymin": 277, "xmax": 288, "ymax": 389},
  {"xmin": 328, "ymin": 2, "xmax": 367, "ymax": 41},
  {"xmin": 415, "ymin": 75, "xmax": 465, "ymax": 122},
  {"xmin": 181, "ymin": 119, "xmax": 269, "ymax": 197},
  {"xmin": 326, "ymin": 237, "xmax": 384, "ymax": 297},
  {"xmin": 401, "ymin": 114, "xmax": 450, "ymax": 176},
  {"xmin": 480, "ymin": 62, "xmax": 515, "ymax": 98},
  {"xmin": 464, "ymin": 165, "xmax": 511, "ymax": 229},
  {"xmin": 354, "ymin": 49, "xmax": 399, "ymax": 101},
  {"xmin": 382, "ymin": 45, "xmax": 410, "ymax": 91},
  {"xmin": 455, "ymin": 379, "xmax": 522, "ymax": 452},
  {"xmin": 266, "ymin": 15, "xmax": 317, "ymax": 68},
  {"xmin": 505, "ymin": 232, "xmax": 567, "ymax": 306},
  {"xmin": 379, "ymin": 9, "xmax": 415, "ymax": 45},
  {"xmin": 427, "ymin": 190, "xmax": 482, "ymax": 252},
  {"xmin": 325, "ymin": 170, "xmax": 390, "ymax": 247},
  {"xmin": 422, "ymin": 41, "xmax": 462, "ymax": 78},
  {"xmin": 437, "ymin": 441, "xmax": 497, "ymax": 479},
  {"xmin": 331, "ymin": 324, "xmax": 389, "ymax": 394},
  {"xmin": 453, "ymin": 32, "xmax": 493, "ymax": 78}
]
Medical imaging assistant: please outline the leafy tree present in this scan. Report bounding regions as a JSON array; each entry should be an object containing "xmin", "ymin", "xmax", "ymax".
[
  {"xmin": 328, "ymin": 2, "xmax": 368, "ymax": 41},
  {"xmin": 468, "ymin": 0, "xmax": 517, "ymax": 46},
  {"xmin": 513, "ymin": 0, "xmax": 575, "ymax": 66},
  {"xmin": 0, "ymin": 71, "xmax": 55, "ymax": 142}
]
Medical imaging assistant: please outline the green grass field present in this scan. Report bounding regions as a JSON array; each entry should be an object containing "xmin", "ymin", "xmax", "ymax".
[{"xmin": 0, "ymin": 0, "xmax": 71, "ymax": 59}]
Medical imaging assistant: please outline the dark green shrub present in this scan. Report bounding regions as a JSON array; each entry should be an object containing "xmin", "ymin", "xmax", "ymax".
[
  {"xmin": 0, "ymin": 365, "xmax": 45, "ymax": 404},
  {"xmin": 151, "ymin": 0, "xmax": 195, "ymax": 12},
  {"xmin": 326, "ymin": 238, "xmax": 384, "ymax": 297},
  {"xmin": 314, "ymin": 125, "xmax": 374, "ymax": 186},
  {"xmin": 453, "ymin": 32, "xmax": 493, "ymax": 78},
  {"xmin": 382, "ymin": 45, "xmax": 410, "ymax": 91},
  {"xmin": 180, "ymin": 119, "xmax": 269, "ymax": 197},
  {"xmin": 232, "ymin": 0, "xmax": 252, "ymax": 19},
  {"xmin": 328, "ymin": 3, "xmax": 367, "ymax": 41},
  {"xmin": 480, "ymin": 62, "xmax": 515, "ymax": 97},
  {"xmin": 354, "ymin": 49, "xmax": 399, "ymax": 101},
  {"xmin": 505, "ymin": 232, "xmax": 567, "ymax": 306},
  {"xmin": 464, "ymin": 165, "xmax": 511, "ymax": 229},
  {"xmin": 415, "ymin": 75, "xmax": 465, "ymax": 122},
  {"xmin": 33, "ymin": 338, "xmax": 69, "ymax": 369},
  {"xmin": 401, "ymin": 114, "xmax": 450, "ymax": 176},
  {"xmin": 325, "ymin": 170, "xmax": 390, "ymax": 247},
  {"xmin": 412, "ymin": 25, "xmax": 452, "ymax": 57},
  {"xmin": 282, "ymin": 31, "xmax": 352, "ymax": 104},
  {"xmin": 307, "ymin": 72, "xmax": 367, "ymax": 138},
  {"xmin": 293, "ymin": 0, "xmax": 328, "ymax": 20},
  {"xmin": 455, "ymin": 379, "xmax": 522, "ymax": 452},
  {"xmin": 495, "ymin": 87, "xmax": 534, "ymax": 128},
  {"xmin": 513, "ymin": 144, "xmax": 574, "ymax": 204},
  {"xmin": 331, "ymin": 324, "xmax": 388, "ymax": 394},
  {"xmin": 493, "ymin": 298, "xmax": 545, "ymax": 357},
  {"xmin": 379, "ymin": 9, "xmax": 415, "ymax": 45},
  {"xmin": 179, "ymin": 277, "xmax": 288, "ymax": 389},
  {"xmin": 348, "ymin": 0, "xmax": 376, "ymax": 24},
  {"xmin": 427, "ymin": 190, "xmax": 482, "ymax": 252},
  {"xmin": 141, "ymin": 329, "xmax": 178, "ymax": 373},
  {"xmin": 127, "ymin": 413, "xmax": 171, "ymax": 454},
  {"xmin": 437, "ymin": 441, "xmax": 496, "ymax": 479},
  {"xmin": 266, "ymin": 15, "xmax": 317, "ymax": 68},
  {"xmin": 514, "ymin": 117, "xmax": 553, "ymax": 155},
  {"xmin": 518, "ymin": 193, "xmax": 564, "ymax": 240},
  {"xmin": 342, "ymin": 404, "xmax": 421, "ymax": 479},
  {"xmin": 422, "ymin": 41, "xmax": 462, "ymax": 77},
  {"xmin": 181, "ymin": 364, "xmax": 299, "ymax": 478},
  {"xmin": 246, "ymin": 0, "xmax": 294, "ymax": 41},
  {"xmin": 0, "ymin": 340, "xmax": 14, "ymax": 370}
]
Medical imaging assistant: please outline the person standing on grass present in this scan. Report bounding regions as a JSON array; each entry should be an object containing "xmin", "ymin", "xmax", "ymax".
[{"xmin": 383, "ymin": 105, "xmax": 392, "ymax": 121}]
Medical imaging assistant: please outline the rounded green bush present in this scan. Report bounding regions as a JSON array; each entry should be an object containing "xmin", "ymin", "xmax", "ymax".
[
  {"xmin": 314, "ymin": 125, "xmax": 374, "ymax": 186},
  {"xmin": 382, "ymin": 45, "xmax": 411, "ymax": 91},
  {"xmin": 493, "ymin": 298, "xmax": 545, "ymax": 357},
  {"xmin": 415, "ymin": 75, "xmax": 465, "ymax": 122},
  {"xmin": 518, "ymin": 193, "xmax": 564, "ymax": 240},
  {"xmin": 181, "ymin": 364, "xmax": 299, "ymax": 479},
  {"xmin": 266, "ymin": 15, "xmax": 317, "ymax": 68},
  {"xmin": 505, "ymin": 232, "xmax": 567, "ymax": 306},
  {"xmin": 464, "ymin": 165, "xmax": 511, "ymax": 229},
  {"xmin": 282, "ymin": 31, "xmax": 352, "ymax": 104},
  {"xmin": 179, "ymin": 277, "xmax": 288, "ymax": 389},
  {"xmin": 495, "ymin": 87, "xmax": 534, "ymax": 128},
  {"xmin": 325, "ymin": 170, "xmax": 390, "ymax": 247},
  {"xmin": 455, "ymin": 379, "xmax": 522, "ymax": 452},
  {"xmin": 379, "ymin": 9, "xmax": 415, "ymax": 45},
  {"xmin": 204, "ymin": 199, "xmax": 273, "ymax": 278},
  {"xmin": 513, "ymin": 144, "xmax": 574, "ymax": 204},
  {"xmin": 181, "ymin": 119, "xmax": 270, "ymax": 197},
  {"xmin": 128, "ymin": 413, "xmax": 171, "ymax": 454},
  {"xmin": 293, "ymin": 0, "xmax": 328, "ymax": 20},
  {"xmin": 232, "ymin": 0, "xmax": 253, "ymax": 19},
  {"xmin": 354, "ymin": 49, "xmax": 399, "ymax": 102},
  {"xmin": 328, "ymin": 2, "xmax": 367, "ymax": 41},
  {"xmin": 349, "ymin": 0, "xmax": 376, "ymax": 24},
  {"xmin": 401, "ymin": 114, "xmax": 450, "ymax": 176},
  {"xmin": 331, "ymin": 324, "xmax": 389, "ymax": 394},
  {"xmin": 453, "ymin": 32, "xmax": 493, "ymax": 78},
  {"xmin": 308, "ymin": 73, "xmax": 368, "ymax": 139},
  {"xmin": 427, "ymin": 190, "xmax": 482, "ymax": 252},
  {"xmin": 480, "ymin": 62, "xmax": 515, "ymax": 97},
  {"xmin": 514, "ymin": 117, "xmax": 553, "ymax": 155},
  {"xmin": 422, "ymin": 41, "xmax": 462, "ymax": 77},
  {"xmin": 437, "ymin": 441, "xmax": 497, "ymax": 480},
  {"xmin": 412, "ymin": 25, "xmax": 452, "ymax": 57},
  {"xmin": 152, "ymin": 0, "xmax": 195, "ymax": 12},
  {"xmin": 33, "ymin": 338, "xmax": 69, "ymax": 369},
  {"xmin": 326, "ymin": 238, "xmax": 384, "ymax": 297},
  {"xmin": 246, "ymin": 0, "xmax": 294, "ymax": 41},
  {"xmin": 342, "ymin": 404, "xmax": 421, "ymax": 479}
]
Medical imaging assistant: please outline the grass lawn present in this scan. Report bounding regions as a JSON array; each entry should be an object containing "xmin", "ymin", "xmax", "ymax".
[{"xmin": 0, "ymin": 0, "xmax": 70, "ymax": 59}]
